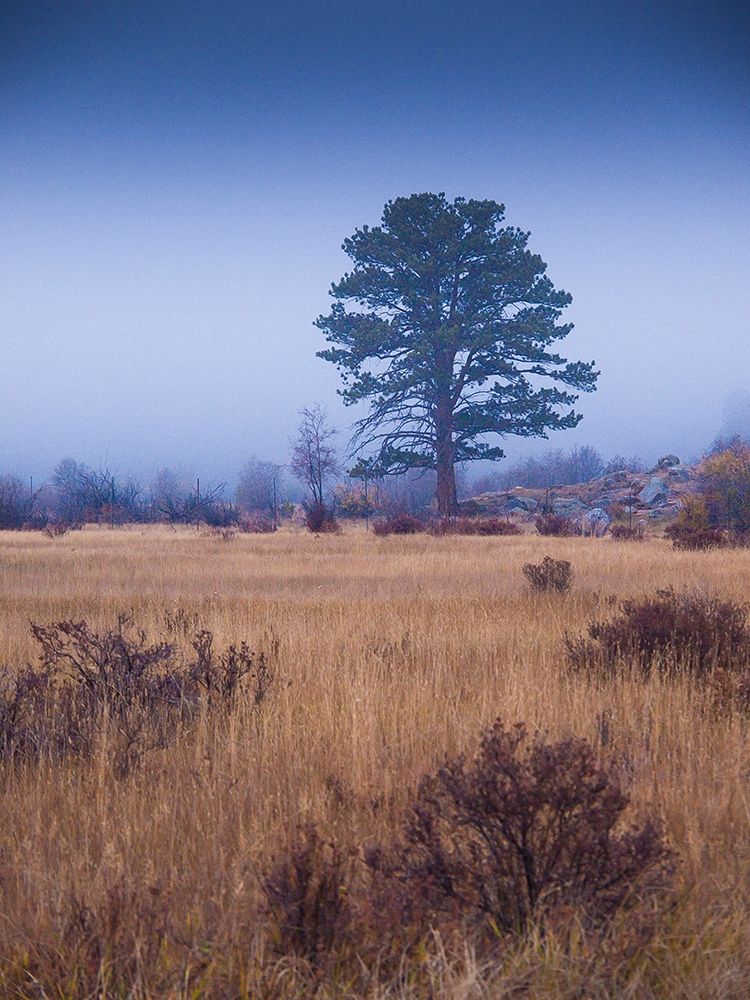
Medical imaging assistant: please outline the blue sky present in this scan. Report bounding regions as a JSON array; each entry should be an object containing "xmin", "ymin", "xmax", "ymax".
[{"xmin": 2, "ymin": 1, "xmax": 749, "ymax": 482}]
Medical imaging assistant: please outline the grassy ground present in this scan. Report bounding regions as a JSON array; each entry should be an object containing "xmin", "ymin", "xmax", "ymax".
[{"xmin": 1, "ymin": 524, "xmax": 749, "ymax": 997}]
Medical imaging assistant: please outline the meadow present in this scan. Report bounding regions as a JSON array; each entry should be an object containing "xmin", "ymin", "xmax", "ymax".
[{"xmin": 1, "ymin": 524, "xmax": 749, "ymax": 998}]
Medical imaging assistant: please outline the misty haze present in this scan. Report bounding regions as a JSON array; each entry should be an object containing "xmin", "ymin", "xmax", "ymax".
[{"xmin": 1, "ymin": 2, "xmax": 750, "ymax": 996}]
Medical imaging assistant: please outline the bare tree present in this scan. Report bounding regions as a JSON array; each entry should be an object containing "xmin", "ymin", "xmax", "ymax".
[
  {"xmin": 236, "ymin": 457, "xmax": 284, "ymax": 521},
  {"xmin": 51, "ymin": 459, "xmax": 143, "ymax": 524},
  {"xmin": 290, "ymin": 405, "xmax": 339, "ymax": 508},
  {"xmin": 0, "ymin": 474, "xmax": 47, "ymax": 529}
]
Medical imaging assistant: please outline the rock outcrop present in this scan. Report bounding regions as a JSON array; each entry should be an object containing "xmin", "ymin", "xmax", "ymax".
[{"xmin": 463, "ymin": 459, "xmax": 701, "ymax": 532}]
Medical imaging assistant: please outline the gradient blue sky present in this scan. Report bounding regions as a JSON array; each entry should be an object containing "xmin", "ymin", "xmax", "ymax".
[{"xmin": 2, "ymin": 1, "xmax": 749, "ymax": 482}]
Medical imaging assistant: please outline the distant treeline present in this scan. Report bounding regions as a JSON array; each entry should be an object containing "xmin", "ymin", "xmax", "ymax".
[
  {"xmin": 471, "ymin": 445, "xmax": 644, "ymax": 493},
  {"xmin": 0, "ymin": 445, "xmax": 649, "ymax": 531}
]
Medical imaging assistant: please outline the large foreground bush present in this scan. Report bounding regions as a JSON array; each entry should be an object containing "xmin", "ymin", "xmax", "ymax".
[
  {"xmin": 260, "ymin": 722, "xmax": 674, "ymax": 969},
  {"xmin": 566, "ymin": 588, "xmax": 750, "ymax": 678}
]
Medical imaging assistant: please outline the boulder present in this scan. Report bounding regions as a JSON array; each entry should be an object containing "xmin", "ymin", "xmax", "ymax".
[
  {"xmin": 665, "ymin": 465, "xmax": 692, "ymax": 483},
  {"xmin": 552, "ymin": 497, "xmax": 590, "ymax": 517},
  {"xmin": 503, "ymin": 495, "xmax": 538, "ymax": 513},
  {"xmin": 657, "ymin": 454, "xmax": 681, "ymax": 469},
  {"xmin": 638, "ymin": 476, "xmax": 669, "ymax": 506},
  {"xmin": 580, "ymin": 507, "xmax": 611, "ymax": 536}
]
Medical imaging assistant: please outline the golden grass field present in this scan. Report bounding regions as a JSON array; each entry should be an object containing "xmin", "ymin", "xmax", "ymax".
[{"xmin": 1, "ymin": 524, "xmax": 750, "ymax": 997}]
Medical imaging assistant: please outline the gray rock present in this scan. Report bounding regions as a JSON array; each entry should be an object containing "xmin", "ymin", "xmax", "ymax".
[
  {"xmin": 665, "ymin": 465, "xmax": 692, "ymax": 483},
  {"xmin": 638, "ymin": 476, "xmax": 669, "ymax": 506},
  {"xmin": 552, "ymin": 497, "xmax": 590, "ymax": 517},
  {"xmin": 503, "ymin": 495, "xmax": 538, "ymax": 513},
  {"xmin": 580, "ymin": 507, "xmax": 611, "ymax": 536},
  {"xmin": 657, "ymin": 454, "xmax": 681, "ymax": 469}
]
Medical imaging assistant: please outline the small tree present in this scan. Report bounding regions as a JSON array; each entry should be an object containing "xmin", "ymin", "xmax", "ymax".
[
  {"xmin": 236, "ymin": 457, "xmax": 284, "ymax": 523},
  {"xmin": 0, "ymin": 475, "xmax": 45, "ymax": 529},
  {"xmin": 697, "ymin": 440, "xmax": 750, "ymax": 533},
  {"xmin": 290, "ymin": 405, "xmax": 339, "ymax": 509}
]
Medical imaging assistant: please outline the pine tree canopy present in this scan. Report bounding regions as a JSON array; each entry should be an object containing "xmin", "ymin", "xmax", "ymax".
[{"xmin": 315, "ymin": 192, "xmax": 599, "ymax": 513}]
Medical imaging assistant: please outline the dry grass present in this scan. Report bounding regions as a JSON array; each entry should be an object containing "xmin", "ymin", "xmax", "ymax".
[{"xmin": 1, "ymin": 524, "xmax": 750, "ymax": 997}]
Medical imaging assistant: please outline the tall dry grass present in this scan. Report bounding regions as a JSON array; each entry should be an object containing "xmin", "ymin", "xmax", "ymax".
[{"xmin": 1, "ymin": 524, "xmax": 749, "ymax": 997}]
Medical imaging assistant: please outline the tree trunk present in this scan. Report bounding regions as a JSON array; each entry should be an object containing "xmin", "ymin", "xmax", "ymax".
[{"xmin": 435, "ymin": 392, "xmax": 457, "ymax": 517}]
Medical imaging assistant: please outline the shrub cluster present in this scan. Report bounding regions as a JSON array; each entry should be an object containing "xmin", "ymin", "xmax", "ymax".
[
  {"xmin": 431, "ymin": 517, "xmax": 521, "ymax": 536},
  {"xmin": 610, "ymin": 524, "xmax": 645, "ymax": 542},
  {"xmin": 565, "ymin": 588, "xmax": 750, "ymax": 678},
  {"xmin": 372, "ymin": 513, "xmax": 425, "ymax": 536},
  {"xmin": 259, "ymin": 722, "xmax": 674, "ymax": 969},
  {"xmin": 534, "ymin": 513, "xmax": 579, "ymax": 536},
  {"xmin": 0, "ymin": 615, "xmax": 274, "ymax": 776},
  {"xmin": 238, "ymin": 512, "xmax": 277, "ymax": 533},
  {"xmin": 664, "ymin": 523, "xmax": 728, "ymax": 551},
  {"xmin": 304, "ymin": 502, "xmax": 341, "ymax": 534},
  {"xmin": 522, "ymin": 555, "xmax": 573, "ymax": 593}
]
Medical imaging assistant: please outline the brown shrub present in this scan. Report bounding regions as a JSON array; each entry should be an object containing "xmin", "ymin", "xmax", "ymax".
[
  {"xmin": 238, "ymin": 512, "xmax": 277, "ymax": 534},
  {"xmin": 522, "ymin": 555, "xmax": 573, "ymax": 593},
  {"xmin": 565, "ymin": 588, "xmax": 750, "ymax": 678},
  {"xmin": 369, "ymin": 721, "xmax": 674, "ymax": 941},
  {"xmin": 259, "ymin": 824, "xmax": 354, "ymax": 967},
  {"xmin": 664, "ymin": 523, "xmax": 728, "ymax": 551},
  {"xmin": 534, "ymin": 513, "xmax": 579, "ymax": 536},
  {"xmin": 372, "ymin": 513, "xmax": 425, "ymax": 536},
  {"xmin": 610, "ymin": 524, "xmax": 645, "ymax": 542},
  {"xmin": 709, "ymin": 667, "xmax": 750, "ymax": 715},
  {"xmin": 430, "ymin": 517, "xmax": 521, "ymax": 536},
  {"xmin": 304, "ymin": 502, "xmax": 341, "ymax": 534},
  {"xmin": 0, "ymin": 615, "xmax": 275, "ymax": 775}
]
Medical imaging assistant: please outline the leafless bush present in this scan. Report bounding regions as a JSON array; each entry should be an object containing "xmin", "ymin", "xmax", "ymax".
[
  {"xmin": 304, "ymin": 502, "xmax": 341, "ymax": 533},
  {"xmin": 522, "ymin": 555, "xmax": 573, "ymax": 593},
  {"xmin": 367, "ymin": 721, "xmax": 673, "ymax": 941},
  {"xmin": 237, "ymin": 512, "xmax": 277, "ymax": 533},
  {"xmin": 259, "ymin": 824, "xmax": 354, "ymax": 966},
  {"xmin": 0, "ymin": 615, "xmax": 275, "ymax": 776},
  {"xmin": 430, "ymin": 517, "xmax": 521, "ymax": 536},
  {"xmin": 610, "ymin": 524, "xmax": 644, "ymax": 541},
  {"xmin": 565, "ymin": 588, "xmax": 750, "ymax": 678},
  {"xmin": 372, "ymin": 513, "xmax": 425, "ymax": 536},
  {"xmin": 709, "ymin": 667, "xmax": 750, "ymax": 715},
  {"xmin": 257, "ymin": 722, "xmax": 673, "ymax": 970},
  {"xmin": 202, "ymin": 526, "xmax": 237, "ymax": 542},
  {"xmin": 664, "ymin": 523, "xmax": 728, "ymax": 551},
  {"xmin": 534, "ymin": 513, "xmax": 578, "ymax": 536},
  {"xmin": 42, "ymin": 522, "xmax": 74, "ymax": 538}
]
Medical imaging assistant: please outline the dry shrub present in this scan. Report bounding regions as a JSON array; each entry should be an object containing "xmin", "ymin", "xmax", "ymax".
[
  {"xmin": 259, "ymin": 823, "xmax": 355, "ymax": 966},
  {"xmin": 611, "ymin": 524, "xmax": 644, "ymax": 542},
  {"xmin": 372, "ymin": 513, "xmax": 426, "ymax": 536},
  {"xmin": 372, "ymin": 722, "xmax": 674, "ymax": 943},
  {"xmin": 430, "ymin": 517, "xmax": 521, "ymax": 536},
  {"xmin": 304, "ymin": 502, "xmax": 341, "ymax": 534},
  {"xmin": 43, "ymin": 522, "xmax": 71, "ymax": 538},
  {"xmin": 258, "ymin": 723, "xmax": 674, "ymax": 970},
  {"xmin": 709, "ymin": 668, "xmax": 750, "ymax": 715},
  {"xmin": 534, "ymin": 513, "xmax": 578, "ymax": 536},
  {"xmin": 238, "ymin": 512, "xmax": 277, "ymax": 533},
  {"xmin": 0, "ymin": 615, "xmax": 274, "ymax": 775},
  {"xmin": 566, "ymin": 588, "xmax": 750, "ymax": 678},
  {"xmin": 203, "ymin": 526, "xmax": 237, "ymax": 542},
  {"xmin": 522, "ymin": 555, "xmax": 573, "ymax": 593},
  {"xmin": 665, "ymin": 523, "xmax": 728, "ymax": 551}
]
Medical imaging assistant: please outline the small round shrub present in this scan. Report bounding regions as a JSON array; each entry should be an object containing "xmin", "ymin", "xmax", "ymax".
[
  {"xmin": 372, "ymin": 514, "xmax": 425, "ymax": 536},
  {"xmin": 610, "ymin": 524, "xmax": 644, "ymax": 542},
  {"xmin": 522, "ymin": 555, "xmax": 573, "ymax": 593},
  {"xmin": 534, "ymin": 513, "xmax": 578, "ymax": 536}
]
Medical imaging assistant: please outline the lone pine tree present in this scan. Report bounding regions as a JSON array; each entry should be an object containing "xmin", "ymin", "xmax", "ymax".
[{"xmin": 316, "ymin": 193, "xmax": 598, "ymax": 516}]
